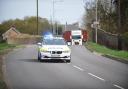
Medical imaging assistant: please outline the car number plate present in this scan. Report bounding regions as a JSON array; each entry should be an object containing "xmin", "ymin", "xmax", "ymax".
[{"xmin": 51, "ymin": 54, "xmax": 60, "ymax": 57}]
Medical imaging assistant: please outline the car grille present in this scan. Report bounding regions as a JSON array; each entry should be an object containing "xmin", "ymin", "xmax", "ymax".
[{"xmin": 51, "ymin": 51, "xmax": 62, "ymax": 54}]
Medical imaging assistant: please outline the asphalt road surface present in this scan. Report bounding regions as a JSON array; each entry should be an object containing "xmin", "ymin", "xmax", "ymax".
[{"xmin": 4, "ymin": 45, "xmax": 128, "ymax": 89}]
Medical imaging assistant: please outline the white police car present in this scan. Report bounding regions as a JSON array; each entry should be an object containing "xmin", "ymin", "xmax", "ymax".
[{"xmin": 37, "ymin": 37, "xmax": 71, "ymax": 62}]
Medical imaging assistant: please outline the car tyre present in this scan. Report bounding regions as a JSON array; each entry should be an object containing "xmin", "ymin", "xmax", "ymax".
[
  {"xmin": 66, "ymin": 60, "xmax": 71, "ymax": 63},
  {"xmin": 38, "ymin": 52, "xmax": 41, "ymax": 62}
]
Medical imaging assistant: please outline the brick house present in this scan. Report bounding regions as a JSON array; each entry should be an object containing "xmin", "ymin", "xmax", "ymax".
[{"xmin": 2, "ymin": 27, "xmax": 21, "ymax": 40}]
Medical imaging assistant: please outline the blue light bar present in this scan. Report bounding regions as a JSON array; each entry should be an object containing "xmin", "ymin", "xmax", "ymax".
[{"xmin": 43, "ymin": 31, "xmax": 53, "ymax": 39}]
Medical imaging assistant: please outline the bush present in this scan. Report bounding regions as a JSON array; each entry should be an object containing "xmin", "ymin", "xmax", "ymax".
[
  {"xmin": 0, "ymin": 80, "xmax": 8, "ymax": 89},
  {"xmin": 122, "ymin": 32, "xmax": 128, "ymax": 45}
]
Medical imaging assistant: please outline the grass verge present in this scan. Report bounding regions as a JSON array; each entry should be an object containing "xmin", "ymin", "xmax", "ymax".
[
  {"xmin": 85, "ymin": 42, "xmax": 128, "ymax": 62},
  {"xmin": 0, "ymin": 42, "xmax": 17, "ymax": 89},
  {"xmin": 0, "ymin": 43, "xmax": 16, "ymax": 54}
]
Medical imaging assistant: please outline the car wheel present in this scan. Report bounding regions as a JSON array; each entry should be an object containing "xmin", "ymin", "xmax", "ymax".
[
  {"xmin": 38, "ymin": 52, "xmax": 41, "ymax": 61},
  {"xmin": 66, "ymin": 60, "xmax": 71, "ymax": 63}
]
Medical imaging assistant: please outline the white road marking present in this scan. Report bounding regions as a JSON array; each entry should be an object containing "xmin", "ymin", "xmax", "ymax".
[
  {"xmin": 73, "ymin": 65, "xmax": 84, "ymax": 71},
  {"xmin": 88, "ymin": 73, "xmax": 105, "ymax": 81},
  {"xmin": 113, "ymin": 84, "xmax": 124, "ymax": 89}
]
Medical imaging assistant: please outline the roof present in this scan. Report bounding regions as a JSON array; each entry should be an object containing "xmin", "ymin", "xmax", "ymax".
[
  {"xmin": 10, "ymin": 27, "xmax": 20, "ymax": 34},
  {"xmin": 2, "ymin": 27, "xmax": 21, "ymax": 39},
  {"xmin": 3, "ymin": 27, "xmax": 20, "ymax": 35}
]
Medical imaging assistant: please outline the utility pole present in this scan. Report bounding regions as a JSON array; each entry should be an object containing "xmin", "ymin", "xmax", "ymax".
[
  {"xmin": 37, "ymin": 0, "xmax": 39, "ymax": 35},
  {"xmin": 118, "ymin": 0, "xmax": 121, "ymax": 33},
  {"xmin": 52, "ymin": 0, "xmax": 63, "ymax": 35},
  {"xmin": 117, "ymin": 0, "xmax": 122, "ymax": 50},
  {"xmin": 95, "ymin": 0, "xmax": 98, "ymax": 43},
  {"xmin": 52, "ymin": 0, "xmax": 55, "ymax": 35}
]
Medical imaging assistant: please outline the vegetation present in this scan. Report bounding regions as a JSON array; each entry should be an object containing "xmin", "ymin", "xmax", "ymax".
[
  {"xmin": 0, "ymin": 16, "xmax": 63, "ymax": 35},
  {"xmin": 82, "ymin": 0, "xmax": 128, "ymax": 51},
  {"xmin": 86, "ymin": 42, "xmax": 128, "ymax": 60},
  {"xmin": 0, "ymin": 43, "xmax": 15, "ymax": 52},
  {"xmin": 82, "ymin": 0, "xmax": 128, "ymax": 34},
  {"xmin": 0, "ymin": 42, "xmax": 17, "ymax": 89},
  {"xmin": 122, "ymin": 32, "xmax": 128, "ymax": 45}
]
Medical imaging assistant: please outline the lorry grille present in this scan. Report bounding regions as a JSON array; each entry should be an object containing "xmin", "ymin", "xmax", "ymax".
[{"xmin": 75, "ymin": 42, "xmax": 79, "ymax": 45}]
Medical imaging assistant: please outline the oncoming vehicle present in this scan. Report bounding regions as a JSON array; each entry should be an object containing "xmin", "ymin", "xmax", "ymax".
[
  {"xmin": 63, "ymin": 30, "xmax": 88, "ymax": 45},
  {"xmin": 38, "ymin": 37, "xmax": 71, "ymax": 62}
]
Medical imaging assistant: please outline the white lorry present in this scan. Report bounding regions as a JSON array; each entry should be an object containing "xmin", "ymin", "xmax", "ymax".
[{"xmin": 71, "ymin": 30, "xmax": 83, "ymax": 45}]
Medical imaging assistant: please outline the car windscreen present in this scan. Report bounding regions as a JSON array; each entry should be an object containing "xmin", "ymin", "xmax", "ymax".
[
  {"xmin": 43, "ymin": 39, "xmax": 67, "ymax": 45},
  {"xmin": 72, "ymin": 35, "xmax": 81, "ymax": 39}
]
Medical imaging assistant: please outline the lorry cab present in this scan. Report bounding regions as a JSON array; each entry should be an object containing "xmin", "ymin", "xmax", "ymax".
[
  {"xmin": 71, "ymin": 30, "xmax": 83, "ymax": 45},
  {"xmin": 63, "ymin": 30, "xmax": 87, "ymax": 45}
]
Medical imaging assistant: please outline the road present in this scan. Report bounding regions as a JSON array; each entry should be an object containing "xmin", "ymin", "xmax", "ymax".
[{"xmin": 4, "ymin": 45, "xmax": 128, "ymax": 89}]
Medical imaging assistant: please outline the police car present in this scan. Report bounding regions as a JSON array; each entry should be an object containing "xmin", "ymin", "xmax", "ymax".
[{"xmin": 37, "ymin": 36, "xmax": 71, "ymax": 62}]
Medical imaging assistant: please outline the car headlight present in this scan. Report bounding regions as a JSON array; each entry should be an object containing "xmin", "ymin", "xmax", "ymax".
[
  {"xmin": 40, "ymin": 50, "xmax": 50, "ymax": 53},
  {"xmin": 40, "ymin": 48, "xmax": 50, "ymax": 53},
  {"xmin": 63, "ymin": 50, "xmax": 70, "ymax": 53},
  {"xmin": 41, "ymin": 51, "xmax": 50, "ymax": 53}
]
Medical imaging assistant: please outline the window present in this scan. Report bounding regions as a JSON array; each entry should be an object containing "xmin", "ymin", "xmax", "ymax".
[
  {"xmin": 43, "ymin": 38, "xmax": 66, "ymax": 45},
  {"xmin": 72, "ymin": 35, "xmax": 81, "ymax": 39}
]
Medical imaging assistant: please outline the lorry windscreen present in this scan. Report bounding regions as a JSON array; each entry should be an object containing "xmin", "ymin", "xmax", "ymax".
[{"xmin": 72, "ymin": 35, "xmax": 81, "ymax": 39}]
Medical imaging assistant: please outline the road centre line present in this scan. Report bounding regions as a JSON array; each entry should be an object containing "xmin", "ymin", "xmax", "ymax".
[
  {"xmin": 73, "ymin": 65, "xmax": 84, "ymax": 71},
  {"xmin": 72, "ymin": 65, "xmax": 105, "ymax": 81},
  {"xmin": 71, "ymin": 64, "xmax": 124, "ymax": 89},
  {"xmin": 88, "ymin": 73, "xmax": 105, "ymax": 81},
  {"xmin": 113, "ymin": 84, "xmax": 124, "ymax": 89}
]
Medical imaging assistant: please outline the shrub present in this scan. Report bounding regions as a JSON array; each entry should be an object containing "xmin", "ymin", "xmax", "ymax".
[{"xmin": 122, "ymin": 32, "xmax": 128, "ymax": 45}]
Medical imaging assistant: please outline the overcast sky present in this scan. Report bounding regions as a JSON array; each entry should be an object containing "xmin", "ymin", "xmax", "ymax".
[{"xmin": 0, "ymin": 0, "xmax": 85, "ymax": 24}]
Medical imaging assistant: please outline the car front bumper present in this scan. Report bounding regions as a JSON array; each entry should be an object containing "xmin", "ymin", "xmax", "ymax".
[{"xmin": 39, "ymin": 52, "xmax": 71, "ymax": 60}]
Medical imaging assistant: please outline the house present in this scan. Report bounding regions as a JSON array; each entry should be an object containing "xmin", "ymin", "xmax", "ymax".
[{"xmin": 2, "ymin": 27, "xmax": 21, "ymax": 40}]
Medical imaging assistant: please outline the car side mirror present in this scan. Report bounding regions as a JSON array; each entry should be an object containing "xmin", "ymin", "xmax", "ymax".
[
  {"xmin": 37, "ymin": 42, "xmax": 42, "ymax": 46},
  {"xmin": 67, "ymin": 42, "xmax": 71, "ymax": 46}
]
